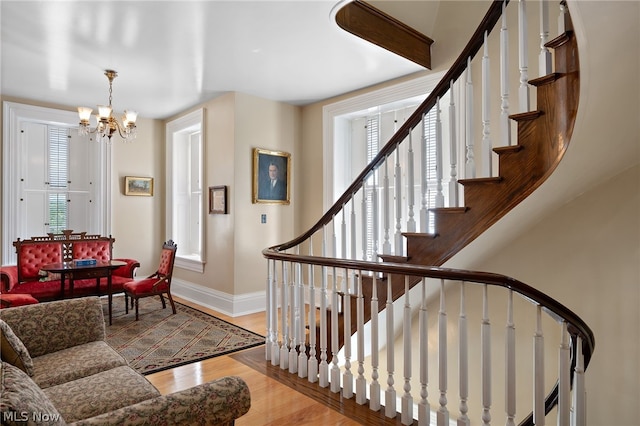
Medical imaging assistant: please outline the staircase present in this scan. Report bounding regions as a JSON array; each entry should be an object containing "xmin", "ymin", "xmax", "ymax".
[{"xmin": 263, "ymin": 1, "xmax": 593, "ymax": 425}]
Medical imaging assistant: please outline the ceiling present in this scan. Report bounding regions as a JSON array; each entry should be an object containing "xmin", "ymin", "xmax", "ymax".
[{"xmin": 1, "ymin": 0, "xmax": 428, "ymax": 120}]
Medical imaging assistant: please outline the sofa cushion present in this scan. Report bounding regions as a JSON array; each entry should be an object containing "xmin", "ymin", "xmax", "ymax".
[
  {"xmin": 5, "ymin": 279, "xmax": 64, "ymax": 301},
  {"xmin": 0, "ymin": 319, "xmax": 34, "ymax": 376},
  {"xmin": 0, "ymin": 293, "xmax": 39, "ymax": 309},
  {"xmin": 44, "ymin": 365, "xmax": 160, "ymax": 423},
  {"xmin": 72, "ymin": 240, "xmax": 112, "ymax": 262},
  {"xmin": 17, "ymin": 242, "xmax": 62, "ymax": 280},
  {"xmin": 0, "ymin": 297, "xmax": 105, "ymax": 357},
  {"xmin": 32, "ymin": 341, "xmax": 129, "ymax": 389},
  {"xmin": 0, "ymin": 362, "xmax": 66, "ymax": 426}
]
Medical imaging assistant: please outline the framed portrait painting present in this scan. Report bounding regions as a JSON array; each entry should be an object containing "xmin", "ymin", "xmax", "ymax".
[
  {"xmin": 124, "ymin": 176, "xmax": 153, "ymax": 196},
  {"xmin": 252, "ymin": 148, "xmax": 290, "ymax": 204}
]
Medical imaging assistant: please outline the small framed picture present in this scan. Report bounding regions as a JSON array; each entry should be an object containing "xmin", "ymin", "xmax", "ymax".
[
  {"xmin": 124, "ymin": 176, "xmax": 153, "ymax": 196},
  {"xmin": 252, "ymin": 148, "xmax": 291, "ymax": 204},
  {"xmin": 209, "ymin": 185, "xmax": 228, "ymax": 214}
]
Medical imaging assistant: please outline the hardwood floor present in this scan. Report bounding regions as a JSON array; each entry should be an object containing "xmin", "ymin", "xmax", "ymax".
[{"xmin": 146, "ymin": 297, "xmax": 360, "ymax": 425}]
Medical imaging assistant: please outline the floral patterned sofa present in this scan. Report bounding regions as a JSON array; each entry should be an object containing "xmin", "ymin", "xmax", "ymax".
[
  {"xmin": 0, "ymin": 230, "xmax": 139, "ymax": 304},
  {"xmin": 0, "ymin": 297, "xmax": 251, "ymax": 425}
]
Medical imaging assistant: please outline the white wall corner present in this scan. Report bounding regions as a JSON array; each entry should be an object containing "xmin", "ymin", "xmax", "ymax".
[{"xmin": 172, "ymin": 278, "xmax": 266, "ymax": 318}]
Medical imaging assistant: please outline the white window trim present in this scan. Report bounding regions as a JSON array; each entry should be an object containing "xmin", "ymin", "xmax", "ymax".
[
  {"xmin": 165, "ymin": 108, "xmax": 206, "ymax": 273},
  {"xmin": 2, "ymin": 101, "xmax": 111, "ymax": 265},
  {"xmin": 322, "ymin": 71, "xmax": 445, "ymax": 212}
]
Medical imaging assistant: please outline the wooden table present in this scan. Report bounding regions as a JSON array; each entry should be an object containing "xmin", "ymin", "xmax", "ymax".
[{"xmin": 40, "ymin": 260, "xmax": 126, "ymax": 325}]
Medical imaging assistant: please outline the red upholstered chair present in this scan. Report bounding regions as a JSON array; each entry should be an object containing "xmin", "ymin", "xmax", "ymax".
[{"xmin": 123, "ymin": 240, "xmax": 177, "ymax": 320}]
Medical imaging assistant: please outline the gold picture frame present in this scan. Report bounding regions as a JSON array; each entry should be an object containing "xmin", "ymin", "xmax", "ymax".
[
  {"xmin": 124, "ymin": 176, "xmax": 154, "ymax": 196},
  {"xmin": 209, "ymin": 185, "xmax": 228, "ymax": 214},
  {"xmin": 252, "ymin": 148, "xmax": 291, "ymax": 204}
]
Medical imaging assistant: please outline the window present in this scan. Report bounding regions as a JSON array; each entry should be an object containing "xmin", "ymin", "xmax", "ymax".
[
  {"xmin": 166, "ymin": 109, "xmax": 205, "ymax": 273},
  {"xmin": 323, "ymin": 72, "xmax": 447, "ymax": 260},
  {"xmin": 2, "ymin": 102, "xmax": 107, "ymax": 265}
]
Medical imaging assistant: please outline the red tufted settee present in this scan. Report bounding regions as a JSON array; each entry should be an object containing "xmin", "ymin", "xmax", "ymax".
[{"xmin": 0, "ymin": 230, "xmax": 139, "ymax": 303}]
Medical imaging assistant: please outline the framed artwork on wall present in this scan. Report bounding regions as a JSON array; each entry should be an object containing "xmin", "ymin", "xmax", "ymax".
[
  {"xmin": 252, "ymin": 148, "xmax": 291, "ymax": 204},
  {"xmin": 209, "ymin": 185, "xmax": 228, "ymax": 214},
  {"xmin": 124, "ymin": 176, "xmax": 153, "ymax": 196}
]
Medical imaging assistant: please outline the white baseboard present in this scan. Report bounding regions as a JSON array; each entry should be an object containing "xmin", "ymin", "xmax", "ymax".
[{"xmin": 171, "ymin": 278, "xmax": 266, "ymax": 317}]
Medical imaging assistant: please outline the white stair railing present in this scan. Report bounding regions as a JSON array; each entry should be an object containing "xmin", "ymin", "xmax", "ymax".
[{"xmin": 264, "ymin": 257, "xmax": 593, "ymax": 426}]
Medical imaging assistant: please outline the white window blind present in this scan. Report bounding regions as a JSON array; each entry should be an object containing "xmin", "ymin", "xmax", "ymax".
[
  {"xmin": 423, "ymin": 109, "xmax": 437, "ymax": 233},
  {"xmin": 48, "ymin": 126, "xmax": 70, "ymax": 233},
  {"xmin": 364, "ymin": 115, "xmax": 379, "ymax": 261}
]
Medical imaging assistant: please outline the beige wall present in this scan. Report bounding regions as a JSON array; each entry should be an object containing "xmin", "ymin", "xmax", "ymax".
[
  {"xmin": 473, "ymin": 164, "xmax": 640, "ymax": 425},
  {"xmin": 111, "ymin": 116, "xmax": 164, "ymax": 276},
  {"xmin": 167, "ymin": 92, "xmax": 301, "ymax": 298}
]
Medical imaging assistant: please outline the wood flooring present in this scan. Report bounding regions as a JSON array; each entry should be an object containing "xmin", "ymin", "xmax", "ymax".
[{"xmin": 146, "ymin": 297, "xmax": 362, "ymax": 425}]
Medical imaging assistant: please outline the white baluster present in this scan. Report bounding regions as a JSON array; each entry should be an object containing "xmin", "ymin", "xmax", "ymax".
[
  {"xmin": 519, "ymin": 0, "xmax": 531, "ymax": 112},
  {"xmin": 385, "ymin": 275, "xmax": 397, "ymax": 418},
  {"xmin": 572, "ymin": 336, "xmax": 586, "ymax": 426},
  {"xmin": 465, "ymin": 59, "xmax": 476, "ymax": 178},
  {"xmin": 330, "ymin": 268, "xmax": 341, "ymax": 393},
  {"xmin": 418, "ymin": 278, "xmax": 430, "ymax": 426},
  {"xmin": 370, "ymin": 273, "xmax": 381, "ymax": 411},
  {"xmin": 395, "ymin": 145, "xmax": 404, "ymax": 254},
  {"xmin": 401, "ymin": 276, "xmax": 413, "ymax": 425},
  {"xmin": 481, "ymin": 284, "xmax": 491, "ymax": 426},
  {"xmin": 500, "ymin": 1, "xmax": 513, "ymax": 147},
  {"xmin": 539, "ymin": 0, "xmax": 552, "ymax": 76},
  {"xmin": 458, "ymin": 283, "xmax": 469, "ymax": 426},
  {"xmin": 534, "ymin": 305, "xmax": 545, "ymax": 425},
  {"xmin": 350, "ymin": 198, "xmax": 357, "ymax": 260},
  {"xmin": 407, "ymin": 130, "xmax": 417, "ymax": 232},
  {"xmin": 289, "ymin": 262, "xmax": 298, "ymax": 374},
  {"xmin": 319, "ymin": 234, "xmax": 329, "ymax": 387},
  {"xmin": 280, "ymin": 261, "xmax": 289, "ymax": 370},
  {"xmin": 308, "ymin": 255, "xmax": 318, "ymax": 382},
  {"xmin": 264, "ymin": 260, "xmax": 274, "ymax": 361},
  {"xmin": 341, "ymin": 208, "xmax": 347, "ymax": 259},
  {"xmin": 435, "ymin": 98, "xmax": 445, "ymax": 208},
  {"xmin": 372, "ymin": 170, "xmax": 379, "ymax": 260},
  {"xmin": 271, "ymin": 261, "xmax": 280, "ymax": 366},
  {"xmin": 558, "ymin": 322, "xmax": 570, "ymax": 425},
  {"xmin": 558, "ymin": 1, "xmax": 567, "ymax": 34},
  {"xmin": 362, "ymin": 190, "xmax": 368, "ymax": 261},
  {"xmin": 438, "ymin": 279, "xmax": 449, "ymax": 426},
  {"xmin": 448, "ymin": 80, "xmax": 459, "ymax": 207},
  {"xmin": 383, "ymin": 156, "xmax": 392, "ymax": 254},
  {"xmin": 297, "ymin": 262, "xmax": 308, "ymax": 378},
  {"xmin": 331, "ymin": 216, "xmax": 337, "ymax": 259},
  {"xmin": 343, "ymin": 272, "xmax": 354, "ymax": 398},
  {"xmin": 420, "ymin": 113, "xmax": 429, "ymax": 232},
  {"xmin": 505, "ymin": 290, "xmax": 516, "ymax": 426},
  {"xmin": 481, "ymin": 31, "xmax": 493, "ymax": 178},
  {"xmin": 355, "ymin": 272, "xmax": 366, "ymax": 403}
]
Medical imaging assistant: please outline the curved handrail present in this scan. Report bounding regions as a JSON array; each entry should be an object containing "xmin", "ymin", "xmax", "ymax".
[
  {"xmin": 268, "ymin": 0, "xmax": 508, "ymax": 253},
  {"xmin": 263, "ymin": 249, "xmax": 595, "ymax": 425}
]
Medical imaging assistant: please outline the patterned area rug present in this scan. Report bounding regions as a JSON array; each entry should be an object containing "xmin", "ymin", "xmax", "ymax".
[{"xmin": 103, "ymin": 296, "xmax": 264, "ymax": 375}]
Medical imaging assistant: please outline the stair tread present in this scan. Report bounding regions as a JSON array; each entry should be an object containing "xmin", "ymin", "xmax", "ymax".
[
  {"xmin": 402, "ymin": 232, "xmax": 438, "ymax": 238},
  {"xmin": 493, "ymin": 145, "xmax": 524, "ymax": 154},
  {"xmin": 509, "ymin": 110, "xmax": 543, "ymax": 121},
  {"xmin": 429, "ymin": 206, "xmax": 469, "ymax": 214},
  {"xmin": 458, "ymin": 177, "xmax": 503, "ymax": 186},
  {"xmin": 378, "ymin": 254, "xmax": 410, "ymax": 263}
]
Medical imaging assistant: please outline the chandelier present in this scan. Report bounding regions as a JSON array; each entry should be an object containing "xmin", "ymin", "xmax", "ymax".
[{"xmin": 77, "ymin": 69, "xmax": 137, "ymax": 142}]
